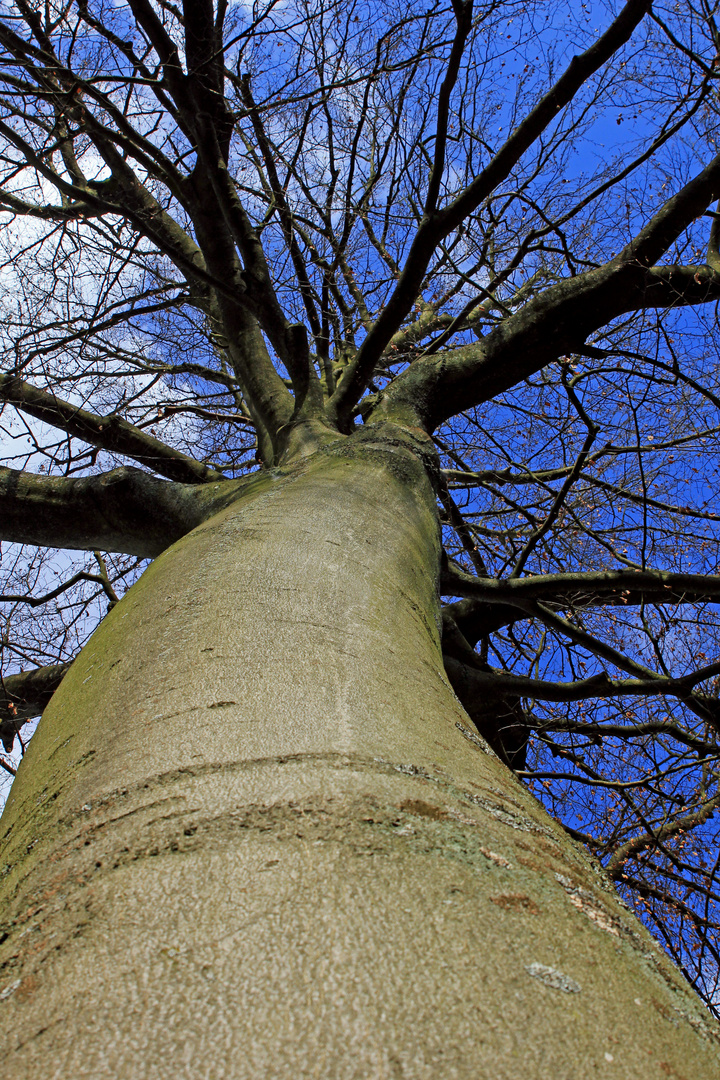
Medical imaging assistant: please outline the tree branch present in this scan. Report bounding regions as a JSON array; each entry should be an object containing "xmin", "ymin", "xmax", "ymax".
[
  {"xmin": 607, "ymin": 792, "xmax": 720, "ymax": 877},
  {"xmin": 381, "ymin": 148, "xmax": 720, "ymax": 429},
  {"xmin": 0, "ymin": 663, "xmax": 69, "ymax": 751},
  {"xmin": 0, "ymin": 464, "xmax": 218, "ymax": 557},
  {"xmin": 329, "ymin": 0, "xmax": 653, "ymax": 422},
  {"xmin": 532, "ymin": 715, "xmax": 719, "ymax": 756},
  {"xmin": 0, "ymin": 374, "xmax": 225, "ymax": 484},
  {"xmin": 442, "ymin": 565, "xmax": 720, "ymax": 606},
  {"xmin": 443, "ymin": 655, "xmax": 720, "ymax": 709}
]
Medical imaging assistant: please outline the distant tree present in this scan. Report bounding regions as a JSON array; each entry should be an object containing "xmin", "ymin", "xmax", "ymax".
[{"xmin": 2, "ymin": 1, "xmax": 720, "ymax": 1074}]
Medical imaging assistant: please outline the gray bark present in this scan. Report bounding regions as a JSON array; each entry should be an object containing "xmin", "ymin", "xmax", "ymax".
[{"xmin": 0, "ymin": 429, "xmax": 718, "ymax": 1079}]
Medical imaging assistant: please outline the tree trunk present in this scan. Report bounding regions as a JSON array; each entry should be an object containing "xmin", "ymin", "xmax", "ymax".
[{"xmin": 1, "ymin": 430, "xmax": 718, "ymax": 1079}]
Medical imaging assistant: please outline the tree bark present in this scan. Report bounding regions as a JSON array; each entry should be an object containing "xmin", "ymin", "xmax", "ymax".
[{"xmin": 1, "ymin": 428, "xmax": 718, "ymax": 1079}]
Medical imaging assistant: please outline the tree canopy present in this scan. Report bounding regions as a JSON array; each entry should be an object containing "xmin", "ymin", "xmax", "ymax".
[{"xmin": 2, "ymin": 0, "xmax": 720, "ymax": 1014}]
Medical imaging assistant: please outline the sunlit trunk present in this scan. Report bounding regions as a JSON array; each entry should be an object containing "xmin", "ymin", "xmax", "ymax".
[{"xmin": 1, "ymin": 432, "xmax": 718, "ymax": 1078}]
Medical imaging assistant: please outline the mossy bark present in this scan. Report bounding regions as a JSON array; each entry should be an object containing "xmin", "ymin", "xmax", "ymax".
[{"xmin": 1, "ymin": 431, "xmax": 718, "ymax": 1079}]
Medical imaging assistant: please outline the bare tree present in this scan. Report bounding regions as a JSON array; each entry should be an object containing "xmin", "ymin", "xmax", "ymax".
[{"xmin": 2, "ymin": 0, "xmax": 720, "ymax": 1074}]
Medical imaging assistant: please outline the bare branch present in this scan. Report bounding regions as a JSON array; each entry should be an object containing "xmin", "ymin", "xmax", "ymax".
[
  {"xmin": 444, "ymin": 655, "xmax": 720, "ymax": 709},
  {"xmin": 0, "ymin": 464, "xmax": 220, "ymax": 557},
  {"xmin": 0, "ymin": 374, "xmax": 225, "ymax": 484},
  {"xmin": 607, "ymin": 792, "xmax": 720, "ymax": 877},
  {"xmin": 330, "ymin": 0, "xmax": 653, "ymax": 422},
  {"xmin": 381, "ymin": 146, "xmax": 720, "ymax": 430},
  {"xmin": 441, "ymin": 566, "xmax": 720, "ymax": 607},
  {"xmin": 0, "ymin": 663, "xmax": 69, "ymax": 751}
]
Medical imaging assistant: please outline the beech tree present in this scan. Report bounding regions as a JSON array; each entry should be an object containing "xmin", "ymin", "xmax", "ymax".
[{"xmin": 3, "ymin": 0, "xmax": 720, "ymax": 1074}]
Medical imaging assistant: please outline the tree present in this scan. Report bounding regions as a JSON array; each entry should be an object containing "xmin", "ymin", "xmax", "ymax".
[{"xmin": 2, "ymin": 0, "xmax": 720, "ymax": 1073}]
